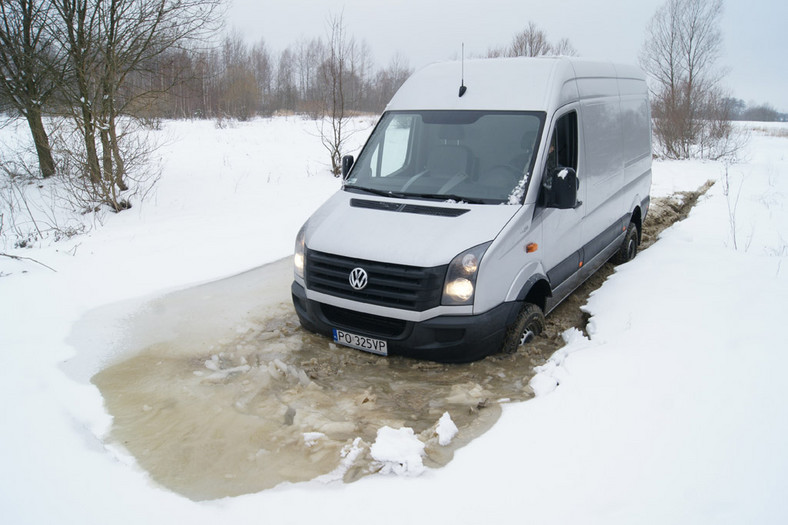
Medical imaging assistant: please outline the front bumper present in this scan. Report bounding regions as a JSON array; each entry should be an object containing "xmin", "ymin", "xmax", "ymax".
[{"xmin": 291, "ymin": 281, "xmax": 519, "ymax": 363}]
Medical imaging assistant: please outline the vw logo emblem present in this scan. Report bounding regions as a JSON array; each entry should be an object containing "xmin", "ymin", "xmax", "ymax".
[{"xmin": 349, "ymin": 267, "xmax": 368, "ymax": 290}]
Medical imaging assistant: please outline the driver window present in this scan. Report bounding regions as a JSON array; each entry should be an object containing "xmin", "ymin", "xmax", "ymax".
[{"xmin": 544, "ymin": 111, "xmax": 578, "ymax": 175}]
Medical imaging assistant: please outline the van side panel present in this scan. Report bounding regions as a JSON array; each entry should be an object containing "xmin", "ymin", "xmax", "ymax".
[
  {"xmin": 619, "ymin": 79, "xmax": 653, "ymax": 203},
  {"xmin": 577, "ymin": 78, "xmax": 625, "ymax": 249}
]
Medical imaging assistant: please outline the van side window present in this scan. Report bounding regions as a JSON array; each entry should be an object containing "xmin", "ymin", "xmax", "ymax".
[{"xmin": 545, "ymin": 111, "xmax": 578, "ymax": 174}]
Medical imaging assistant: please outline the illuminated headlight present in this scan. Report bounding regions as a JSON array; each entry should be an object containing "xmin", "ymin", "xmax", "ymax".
[
  {"xmin": 442, "ymin": 242, "xmax": 492, "ymax": 305},
  {"xmin": 445, "ymin": 277, "xmax": 474, "ymax": 302},
  {"xmin": 294, "ymin": 225, "xmax": 306, "ymax": 280}
]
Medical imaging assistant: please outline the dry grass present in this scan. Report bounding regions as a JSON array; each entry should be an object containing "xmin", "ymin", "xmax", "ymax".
[{"xmin": 750, "ymin": 125, "xmax": 788, "ymax": 138}]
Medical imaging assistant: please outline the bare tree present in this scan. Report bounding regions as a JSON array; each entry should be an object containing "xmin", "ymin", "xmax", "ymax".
[
  {"xmin": 251, "ymin": 38, "xmax": 273, "ymax": 115},
  {"xmin": 195, "ymin": 47, "xmax": 222, "ymax": 118},
  {"xmin": 347, "ymin": 39, "xmax": 373, "ymax": 111},
  {"xmin": 274, "ymin": 47, "xmax": 297, "ymax": 112},
  {"xmin": 552, "ymin": 38, "xmax": 578, "ymax": 57},
  {"xmin": 294, "ymin": 38, "xmax": 326, "ymax": 116},
  {"xmin": 507, "ymin": 22, "xmax": 578, "ymax": 57},
  {"xmin": 510, "ymin": 22, "xmax": 552, "ymax": 57},
  {"xmin": 640, "ymin": 0, "xmax": 732, "ymax": 159},
  {"xmin": 371, "ymin": 54, "xmax": 412, "ymax": 112},
  {"xmin": 0, "ymin": 0, "xmax": 59, "ymax": 178},
  {"xmin": 219, "ymin": 31, "xmax": 258, "ymax": 120},
  {"xmin": 51, "ymin": 0, "xmax": 222, "ymax": 210},
  {"xmin": 319, "ymin": 12, "xmax": 353, "ymax": 176}
]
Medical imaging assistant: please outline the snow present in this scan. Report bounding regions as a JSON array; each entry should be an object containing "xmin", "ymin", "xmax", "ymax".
[
  {"xmin": 2, "ymin": 117, "xmax": 788, "ymax": 524},
  {"xmin": 435, "ymin": 412, "xmax": 459, "ymax": 446},
  {"xmin": 387, "ymin": 57, "xmax": 642, "ymax": 113},
  {"xmin": 370, "ymin": 426, "xmax": 426, "ymax": 476}
]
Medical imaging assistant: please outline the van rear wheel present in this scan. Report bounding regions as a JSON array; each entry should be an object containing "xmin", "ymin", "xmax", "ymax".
[
  {"xmin": 614, "ymin": 221, "xmax": 638, "ymax": 264},
  {"xmin": 502, "ymin": 303, "xmax": 545, "ymax": 354}
]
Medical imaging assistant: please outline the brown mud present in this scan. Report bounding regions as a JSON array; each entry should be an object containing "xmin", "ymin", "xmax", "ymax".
[{"xmin": 90, "ymin": 182, "xmax": 712, "ymax": 501}]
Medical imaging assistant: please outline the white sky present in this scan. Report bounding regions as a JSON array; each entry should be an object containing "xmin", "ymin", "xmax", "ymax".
[{"xmin": 227, "ymin": 0, "xmax": 788, "ymax": 112}]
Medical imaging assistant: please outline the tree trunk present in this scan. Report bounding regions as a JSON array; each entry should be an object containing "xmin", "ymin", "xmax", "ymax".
[
  {"xmin": 25, "ymin": 107, "xmax": 56, "ymax": 178},
  {"xmin": 100, "ymin": 127, "xmax": 113, "ymax": 180},
  {"xmin": 82, "ymin": 112, "xmax": 102, "ymax": 185},
  {"xmin": 108, "ymin": 113, "xmax": 127, "ymax": 191}
]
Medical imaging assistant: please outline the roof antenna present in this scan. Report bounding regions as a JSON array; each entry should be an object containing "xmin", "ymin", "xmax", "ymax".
[{"xmin": 459, "ymin": 43, "xmax": 467, "ymax": 97}]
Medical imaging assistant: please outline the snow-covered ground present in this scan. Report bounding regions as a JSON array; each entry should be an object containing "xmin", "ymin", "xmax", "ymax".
[{"xmin": 1, "ymin": 118, "xmax": 787, "ymax": 524}]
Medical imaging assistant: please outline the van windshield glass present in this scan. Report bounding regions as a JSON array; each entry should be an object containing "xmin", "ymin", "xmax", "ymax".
[{"xmin": 344, "ymin": 111, "xmax": 545, "ymax": 204}]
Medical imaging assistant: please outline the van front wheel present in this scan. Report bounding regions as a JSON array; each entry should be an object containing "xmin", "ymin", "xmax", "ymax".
[
  {"xmin": 502, "ymin": 303, "xmax": 545, "ymax": 354},
  {"xmin": 614, "ymin": 221, "xmax": 639, "ymax": 264}
]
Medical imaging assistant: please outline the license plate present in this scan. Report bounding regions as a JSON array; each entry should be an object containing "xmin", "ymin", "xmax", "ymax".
[{"xmin": 332, "ymin": 329, "xmax": 388, "ymax": 356}]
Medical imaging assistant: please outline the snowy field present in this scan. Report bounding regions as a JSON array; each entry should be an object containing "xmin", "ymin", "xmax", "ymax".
[{"xmin": 1, "ymin": 117, "xmax": 787, "ymax": 523}]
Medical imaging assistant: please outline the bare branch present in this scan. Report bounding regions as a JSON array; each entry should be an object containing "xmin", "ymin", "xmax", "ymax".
[{"xmin": 0, "ymin": 251, "xmax": 58, "ymax": 272}]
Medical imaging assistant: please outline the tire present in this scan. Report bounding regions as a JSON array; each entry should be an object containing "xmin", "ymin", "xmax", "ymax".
[
  {"xmin": 614, "ymin": 221, "xmax": 638, "ymax": 264},
  {"xmin": 502, "ymin": 303, "xmax": 545, "ymax": 354}
]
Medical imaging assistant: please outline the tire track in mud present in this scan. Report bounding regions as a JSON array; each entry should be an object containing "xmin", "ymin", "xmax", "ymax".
[
  {"xmin": 90, "ymin": 182, "xmax": 713, "ymax": 501},
  {"xmin": 533, "ymin": 179, "xmax": 715, "ymax": 346}
]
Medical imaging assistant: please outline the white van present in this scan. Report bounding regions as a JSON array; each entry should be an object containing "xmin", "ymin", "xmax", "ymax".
[{"xmin": 292, "ymin": 57, "xmax": 652, "ymax": 362}]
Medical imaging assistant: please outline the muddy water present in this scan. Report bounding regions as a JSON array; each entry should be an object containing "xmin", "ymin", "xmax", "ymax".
[
  {"xmin": 90, "ymin": 187, "xmax": 711, "ymax": 501},
  {"xmin": 92, "ymin": 286, "xmax": 557, "ymax": 500}
]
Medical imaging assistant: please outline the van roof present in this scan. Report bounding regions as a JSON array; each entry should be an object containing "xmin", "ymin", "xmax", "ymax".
[{"xmin": 386, "ymin": 56, "xmax": 646, "ymax": 113}]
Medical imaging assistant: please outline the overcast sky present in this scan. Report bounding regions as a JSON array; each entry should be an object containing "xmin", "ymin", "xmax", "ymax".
[{"xmin": 228, "ymin": 0, "xmax": 788, "ymax": 112}]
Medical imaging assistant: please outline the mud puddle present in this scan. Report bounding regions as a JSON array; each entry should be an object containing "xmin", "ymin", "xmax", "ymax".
[
  {"xmin": 88, "ymin": 184, "xmax": 712, "ymax": 501},
  {"xmin": 92, "ymin": 287, "xmax": 551, "ymax": 500}
]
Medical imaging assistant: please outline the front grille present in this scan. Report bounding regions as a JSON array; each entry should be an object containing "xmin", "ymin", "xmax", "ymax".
[
  {"xmin": 306, "ymin": 249, "xmax": 446, "ymax": 311},
  {"xmin": 321, "ymin": 304, "xmax": 407, "ymax": 337}
]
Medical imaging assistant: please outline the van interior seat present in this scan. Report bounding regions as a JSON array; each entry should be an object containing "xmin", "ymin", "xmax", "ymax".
[
  {"xmin": 425, "ymin": 145, "xmax": 474, "ymax": 177},
  {"xmin": 415, "ymin": 125, "xmax": 476, "ymax": 193},
  {"xmin": 484, "ymin": 165, "xmax": 520, "ymax": 187},
  {"xmin": 509, "ymin": 129, "xmax": 538, "ymax": 172},
  {"xmin": 467, "ymin": 164, "xmax": 521, "ymax": 200}
]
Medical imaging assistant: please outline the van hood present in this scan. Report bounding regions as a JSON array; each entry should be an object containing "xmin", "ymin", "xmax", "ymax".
[{"xmin": 304, "ymin": 190, "xmax": 521, "ymax": 267}]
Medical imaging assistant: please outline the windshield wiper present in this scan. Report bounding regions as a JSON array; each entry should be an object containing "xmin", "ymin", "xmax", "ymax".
[
  {"xmin": 404, "ymin": 192, "xmax": 487, "ymax": 204},
  {"xmin": 344, "ymin": 185, "xmax": 487, "ymax": 204},
  {"xmin": 343, "ymin": 184, "xmax": 407, "ymax": 199}
]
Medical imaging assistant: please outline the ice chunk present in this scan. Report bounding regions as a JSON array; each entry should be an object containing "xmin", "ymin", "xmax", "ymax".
[
  {"xmin": 314, "ymin": 437, "xmax": 367, "ymax": 484},
  {"xmin": 303, "ymin": 432, "xmax": 325, "ymax": 447},
  {"xmin": 370, "ymin": 426, "xmax": 425, "ymax": 476},
  {"xmin": 436, "ymin": 412, "xmax": 459, "ymax": 446}
]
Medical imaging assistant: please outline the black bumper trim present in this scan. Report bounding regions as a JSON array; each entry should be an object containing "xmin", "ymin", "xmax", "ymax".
[{"xmin": 292, "ymin": 281, "xmax": 520, "ymax": 363}]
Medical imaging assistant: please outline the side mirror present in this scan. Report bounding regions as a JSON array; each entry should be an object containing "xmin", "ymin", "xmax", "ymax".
[
  {"xmin": 543, "ymin": 167, "xmax": 579, "ymax": 209},
  {"xmin": 341, "ymin": 155, "xmax": 355, "ymax": 178}
]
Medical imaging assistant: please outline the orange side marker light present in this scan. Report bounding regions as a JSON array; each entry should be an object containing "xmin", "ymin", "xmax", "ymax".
[{"xmin": 526, "ymin": 243, "xmax": 538, "ymax": 253}]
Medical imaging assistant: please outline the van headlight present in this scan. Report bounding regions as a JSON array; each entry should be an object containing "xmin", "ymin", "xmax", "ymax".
[
  {"xmin": 442, "ymin": 242, "xmax": 491, "ymax": 305},
  {"xmin": 294, "ymin": 225, "xmax": 306, "ymax": 280}
]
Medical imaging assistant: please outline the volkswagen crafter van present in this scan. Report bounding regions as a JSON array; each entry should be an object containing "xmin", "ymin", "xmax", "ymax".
[{"xmin": 292, "ymin": 57, "xmax": 652, "ymax": 362}]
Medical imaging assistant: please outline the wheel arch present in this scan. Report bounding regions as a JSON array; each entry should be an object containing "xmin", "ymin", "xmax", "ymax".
[{"xmin": 515, "ymin": 274, "xmax": 552, "ymax": 312}]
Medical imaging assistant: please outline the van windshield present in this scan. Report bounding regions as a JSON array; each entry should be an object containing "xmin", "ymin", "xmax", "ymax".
[{"xmin": 345, "ymin": 110, "xmax": 545, "ymax": 204}]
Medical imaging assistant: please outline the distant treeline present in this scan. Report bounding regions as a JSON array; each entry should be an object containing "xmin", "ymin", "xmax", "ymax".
[
  {"xmin": 725, "ymin": 99, "xmax": 787, "ymax": 122},
  {"xmin": 0, "ymin": 35, "xmax": 411, "ymax": 123},
  {"xmin": 182, "ymin": 33, "xmax": 411, "ymax": 120},
  {"xmin": 7, "ymin": 31, "xmax": 412, "ymax": 122}
]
